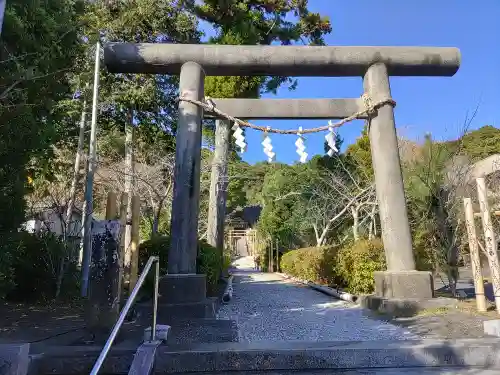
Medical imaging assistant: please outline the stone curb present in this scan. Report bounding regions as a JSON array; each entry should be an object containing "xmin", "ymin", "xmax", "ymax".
[
  {"xmin": 275, "ymin": 272, "xmax": 357, "ymax": 303},
  {"xmin": 221, "ymin": 275, "xmax": 234, "ymax": 304},
  {"xmin": 276, "ymin": 272, "xmax": 459, "ymax": 318}
]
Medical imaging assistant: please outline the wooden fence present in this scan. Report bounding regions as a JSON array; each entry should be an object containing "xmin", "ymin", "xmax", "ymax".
[{"xmin": 463, "ymin": 177, "xmax": 500, "ymax": 313}]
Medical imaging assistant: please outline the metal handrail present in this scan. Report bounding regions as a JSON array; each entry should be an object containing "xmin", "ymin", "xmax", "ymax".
[{"xmin": 90, "ymin": 256, "xmax": 160, "ymax": 375}]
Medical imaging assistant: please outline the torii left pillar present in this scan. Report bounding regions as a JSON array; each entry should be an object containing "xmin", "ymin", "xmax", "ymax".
[{"xmin": 157, "ymin": 62, "xmax": 213, "ymax": 319}]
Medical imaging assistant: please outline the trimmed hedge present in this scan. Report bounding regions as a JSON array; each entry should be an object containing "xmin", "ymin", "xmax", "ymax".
[
  {"xmin": 280, "ymin": 245, "xmax": 342, "ymax": 286},
  {"xmin": 336, "ymin": 239, "xmax": 385, "ymax": 295},
  {"xmin": 280, "ymin": 239, "xmax": 386, "ymax": 295},
  {"xmin": 139, "ymin": 235, "xmax": 223, "ymax": 295}
]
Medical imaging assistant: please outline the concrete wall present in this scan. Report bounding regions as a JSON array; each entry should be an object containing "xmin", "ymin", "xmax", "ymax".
[{"xmin": 23, "ymin": 209, "xmax": 82, "ymax": 238}]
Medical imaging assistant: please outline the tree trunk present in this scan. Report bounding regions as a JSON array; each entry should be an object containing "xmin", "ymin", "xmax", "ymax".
[
  {"xmin": 434, "ymin": 189, "xmax": 458, "ymax": 297},
  {"xmin": 151, "ymin": 205, "xmax": 162, "ymax": 237},
  {"xmin": 368, "ymin": 204, "xmax": 377, "ymax": 240},
  {"xmin": 152, "ymin": 214, "xmax": 159, "ymax": 237},
  {"xmin": 124, "ymin": 109, "xmax": 135, "ymax": 272},
  {"xmin": 351, "ymin": 206, "xmax": 359, "ymax": 241},
  {"xmin": 313, "ymin": 224, "xmax": 321, "ymax": 247},
  {"xmin": 317, "ymin": 225, "xmax": 330, "ymax": 247}
]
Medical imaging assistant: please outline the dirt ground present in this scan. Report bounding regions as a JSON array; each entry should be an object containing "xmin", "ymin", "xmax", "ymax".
[
  {"xmin": 0, "ymin": 300, "xmax": 86, "ymax": 344},
  {"xmin": 370, "ymin": 297, "xmax": 500, "ymax": 339},
  {"xmin": 0, "ymin": 278, "xmax": 230, "ymax": 345}
]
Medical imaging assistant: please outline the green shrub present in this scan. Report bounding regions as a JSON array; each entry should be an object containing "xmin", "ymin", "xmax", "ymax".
[
  {"xmin": 0, "ymin": 231, "xmax": 79, "ymax": 302},
  {"xmin": 336, "ymin": 239, "xmax": 386, "ymax": 295},
  {"xmin": 197, "ymin": 240, "xmax": 222, "ymax": 295},
  {"xmin": 222, "ymin": 251, "xmax": 232, "ymax": 273},
  {"xmin": 138, "ymin": 235, "xmax": 170, "ymax": 295},
  {"xmin": 280, "ymin": 246, "xmax": 341, "ymax": 286},
  {"xmin": 0, "ymin": 234, "xmax": 16, "ymax": 299},
  {"xmin": 139, "ymin": 236, "xmax": 222, "ymax": 296}
]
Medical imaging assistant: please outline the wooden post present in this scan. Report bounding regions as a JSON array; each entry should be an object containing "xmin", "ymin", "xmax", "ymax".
[
  {"xmin": 129, "ymin": 195, "xmax": 141, "ymax": 293},
  {"xmin": 476, "ymin": 177, "xmax": 500, "ymax": 313},
  {"xmin": 106, "ymin": 191, "xmax": 118, "ymax": 220},
  {"xmin": 124, "ymin": 120, "xmax": 135, "ymax": 272},
  {"xmin": 119, "ymin": 193, "xmax": 128, "ymax": 287},
  {"xmin": 463, "ymin": 198, "xmax": 487, "ymax": 312},
  {"xmin": 269, "ymin": 241, "xmax": 273, "ymax": 272},
  {"xmin": 275, "ymin": 238, "xmax": 279, "ymax": 273}
]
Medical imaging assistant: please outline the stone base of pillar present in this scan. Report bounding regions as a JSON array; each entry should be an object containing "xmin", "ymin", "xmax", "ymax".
[
  {"xmin": 156, "ymin": 274, "xmax": 216, "ymax": 322},
  {"xmin": 358, "ymin": 271, "xmax": 458, "ymax": 318},
  {"xmin": 136, "ymin": 273, "xmax": 237, "ymax": 345},
  {"xmin": 159, "ymin": 274, "xmax": 207, "ymax": 304},
  {"xmin": 374, "ymin": 270, "xmax": 434, "ymax": 299}
]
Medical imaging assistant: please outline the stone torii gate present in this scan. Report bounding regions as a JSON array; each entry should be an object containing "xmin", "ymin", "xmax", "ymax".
[{"xmin": 104, "ymin": 44, "xmax": 460, "ymax": 306}]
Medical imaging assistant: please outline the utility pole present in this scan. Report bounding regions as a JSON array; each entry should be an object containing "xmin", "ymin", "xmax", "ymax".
[
  {"xmin": 80, "ymin": 41, "xmax": 101, "ymax": 297},
  {"xmin": 0, "ymin": 0, "xmax": 6, "ymax": 37}
]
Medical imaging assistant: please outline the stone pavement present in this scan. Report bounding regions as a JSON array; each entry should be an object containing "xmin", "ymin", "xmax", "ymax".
[{"xmin": 217, "ymin": 256, "xmax": 417, "ymax": 342}]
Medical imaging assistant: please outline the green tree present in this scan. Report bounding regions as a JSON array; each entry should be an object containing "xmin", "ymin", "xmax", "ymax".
[
  {"xmin": 190, "ymin": 0, "xmax": 331, "ymax": 99},
  {"xmin": 447, "ymin": 125, "xmax": 500, "ymax": 162},
  {"xmin": 191, "ymin": 0, "xmax": 332, "ymax": 149},
  {"xmin": 83, "ymin": 0, "xmax": 201, "ymax": 156},
  {"xmin": 0, "ymin": 0, "xmax": 85, "ymax": 232},
  {"xmin": 345, "ymin": 123, "xmax": 373, "ymax": 179},
  {"xmin": 404, "ymin": 134, "xmax": 464, "ymax": 294}
]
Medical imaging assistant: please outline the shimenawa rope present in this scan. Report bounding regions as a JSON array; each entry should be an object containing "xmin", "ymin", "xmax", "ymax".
[{"xmin": 177, "ymin": 93, "xmax": 396, "ymax": 135}]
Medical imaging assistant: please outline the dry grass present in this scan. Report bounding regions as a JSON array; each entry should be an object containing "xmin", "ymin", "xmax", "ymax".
[{"xmin": 417, "ymin": 298, "xmax": 498, "ymax": 318}]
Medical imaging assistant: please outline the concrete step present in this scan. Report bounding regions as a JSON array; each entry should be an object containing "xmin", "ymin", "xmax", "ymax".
[
  {"xmin": 155, "ymin": 339, "xmax": 500, "ymax": 373},
  {"xmin": 29, "ymin": 338, "xmax": 500, "ymax": 375}
]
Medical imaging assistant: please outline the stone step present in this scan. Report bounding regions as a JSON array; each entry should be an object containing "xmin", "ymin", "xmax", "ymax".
[
  {"xmin": 155, "ymin": 339, "xmax": 500, "ymax": 373},
  {"xmin": 136, "ymin": 298, "xmax": 217, "ymax": 322},
  {"xmin": 29, "ymin": 338, "xmax": 500, "ymax": 375},
  {"xmin": 166, "ymin": 319, "xmax": 239, "ymax": 345},
  {"xmin": 178, "ymin": 370, "xmax": 500, "ymax": 374},
  {"xmin": 111, "ymin": 317, "xmax": 239, "ymax": 347}
]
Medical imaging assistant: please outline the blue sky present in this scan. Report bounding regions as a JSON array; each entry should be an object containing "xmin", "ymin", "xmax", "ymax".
[{"xmin": 201, "ymin": 0, "xmax": 499, "ymax": 165}]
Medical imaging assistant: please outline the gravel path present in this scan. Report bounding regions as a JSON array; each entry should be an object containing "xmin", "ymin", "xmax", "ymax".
[{"xmin": 217, "ymin": 257, "xmax": 418, "ymax": 342}]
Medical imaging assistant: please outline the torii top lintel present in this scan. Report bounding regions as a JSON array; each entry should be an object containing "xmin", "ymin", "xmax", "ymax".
[{"xmin": 104, "ymin": 43, "xmax": 461, "ymax": 77}]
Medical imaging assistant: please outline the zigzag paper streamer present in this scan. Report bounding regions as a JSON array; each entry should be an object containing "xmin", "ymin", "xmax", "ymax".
[
  {"xmin": 325, "ymin": 121, "xmax": 339, "ymax": 157},
  {"xmin": 295, "ymin": 127, "xmax": 308, "ymax": 163},
  {"xmin": 262, "ymin": 128, "xmax": 276, "ymax": 162},
  {"xmin": 231, "ymin": 122, "xmax": 247, "ymax": 153}
]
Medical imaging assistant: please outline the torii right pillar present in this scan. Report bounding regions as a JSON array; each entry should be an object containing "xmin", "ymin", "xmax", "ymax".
[{"xmin": 363, "ymin": 62, "xmax": 431, "ymax": 299}]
